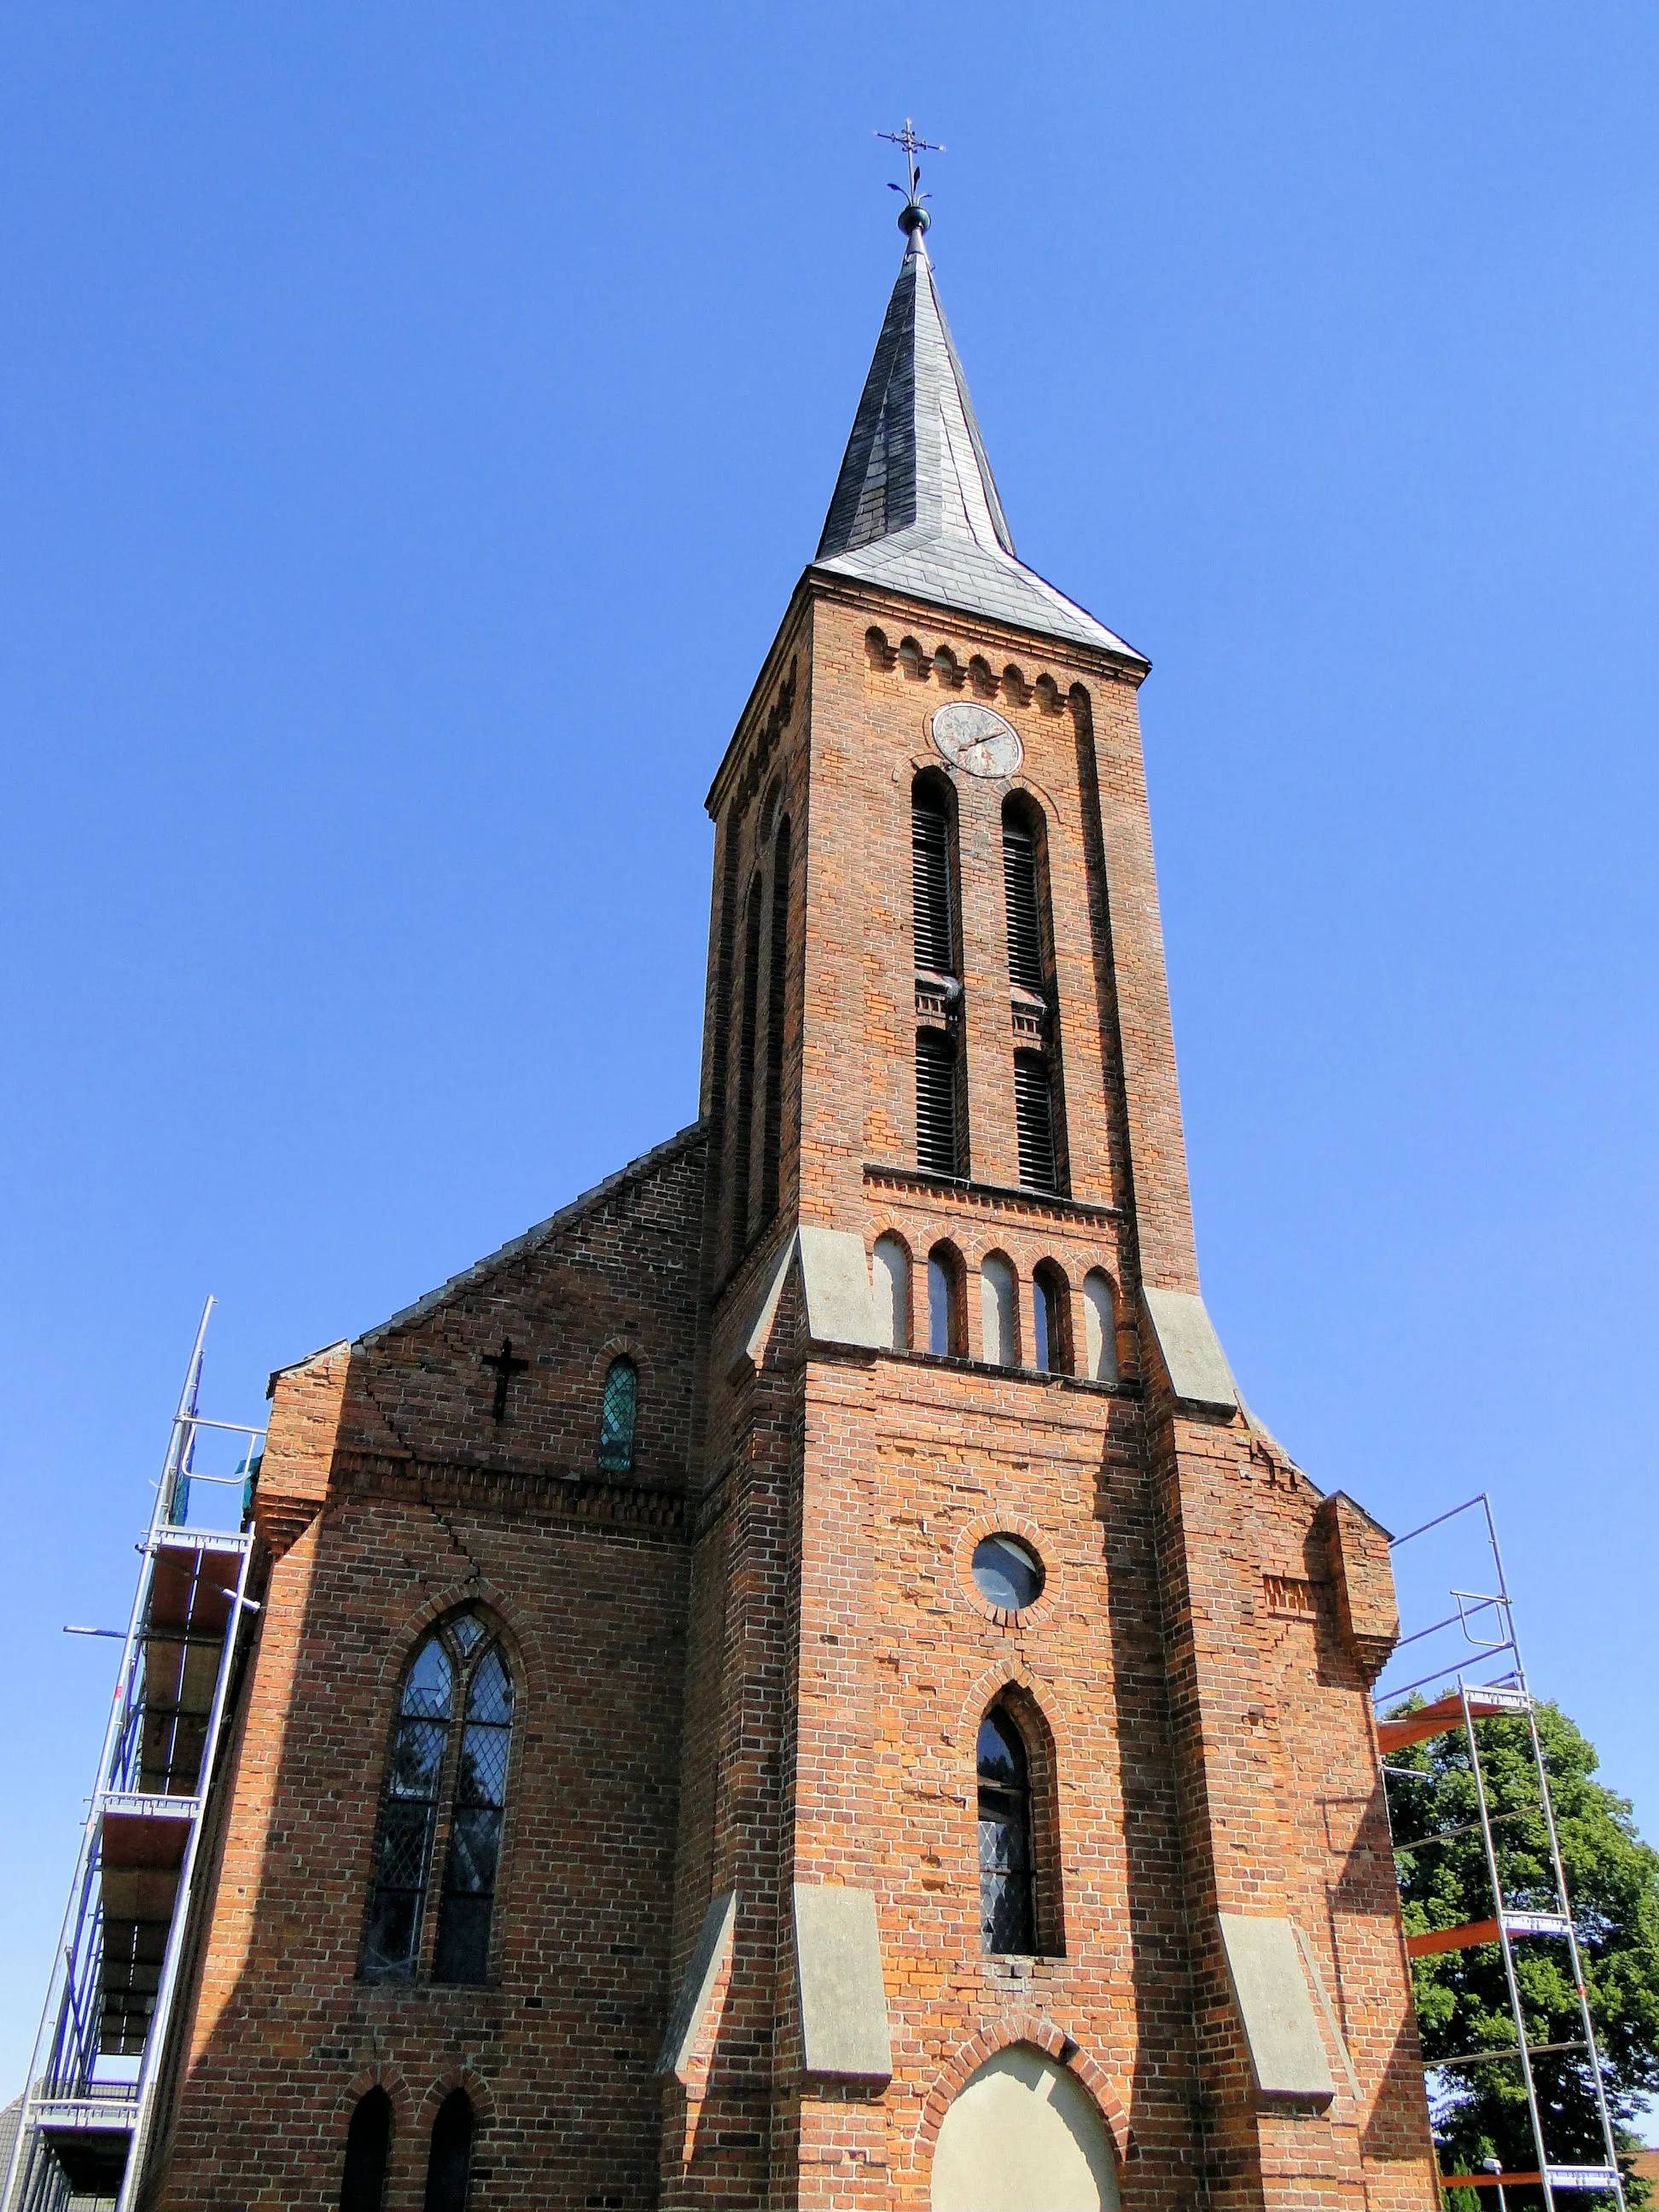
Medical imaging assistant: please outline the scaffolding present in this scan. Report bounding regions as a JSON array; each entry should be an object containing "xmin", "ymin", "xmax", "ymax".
[
  {"xmin": 2, "ymin": 1302, "xmax": 265, "ymax": 2212},
  {"xmin": 1375, "ymin": 1496, "xmax": 1627, "ymax": 2212}
]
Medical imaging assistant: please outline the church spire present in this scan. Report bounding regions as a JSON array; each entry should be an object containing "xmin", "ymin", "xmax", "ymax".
[{"xmin": 812, "ymin": 183, "xmax": 1143, "ymax": 664}]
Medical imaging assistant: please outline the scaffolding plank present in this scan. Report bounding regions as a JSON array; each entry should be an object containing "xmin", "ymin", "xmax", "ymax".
[
  {"xmin": 1377, "ymin": 1694, "xmax": 1528, "ymax": 1753},
  {"xmin": 1504, "ymin": 1911, "xmax": 1572, "ymax": 1939},
  {"xmin": 1406, "ymin": 1918, "xmax": 1500, "ymax": 1959},
  {"xmin": 1441, "ymin": 2176, "xmax": 1544, "ymax": 2190},
  {"xmin": 100, "ymin": 1806, "xmax": 193, "ymax": 1869}
]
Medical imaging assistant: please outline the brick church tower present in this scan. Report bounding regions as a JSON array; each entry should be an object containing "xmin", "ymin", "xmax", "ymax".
[{"xmin": 133, "ymin": 194, "xmax": 1441, "ymax": 2212}]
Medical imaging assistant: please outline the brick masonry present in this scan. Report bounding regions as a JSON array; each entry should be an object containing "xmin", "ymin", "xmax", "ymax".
[{"xmin": 144, "ymin": 560, "xmax": 1437, "ymax": 2211}]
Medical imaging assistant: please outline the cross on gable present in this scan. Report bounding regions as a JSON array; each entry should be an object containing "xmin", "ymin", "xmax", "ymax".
[{"xmin": 480, "ymin": 1336, "xmax": 529, "ymax": 1423}]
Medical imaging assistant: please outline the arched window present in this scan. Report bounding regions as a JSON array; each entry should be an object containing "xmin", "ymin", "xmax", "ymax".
[
  {"xmin": 1004, "ymin": 796, "xmax": 1067, "ymax": 1194},
  {"xmin": 597, "ymin": 1357, "xmax": 637, "ymax": 1474},
  {"xmin": 979, "ymin": 1253, "xmax": 1018, "ymax": 1368},
  {"xmin": 872, "ymin": 1234, "xmax": 911, "ymax": 1352},
  {"xmin": 339, "ymin": 2087, "xmax": 392, "ymax": 2212},
  {"xmin": 760, "ymin": 817, "xmax": 792, "ymax": 1222},
  {"xmin": 364, "ymin": 1613, "xmax": 515, "ymax": 1987},
  {"xmin": 422, "ymin": 2089, "xmax": 473, "ymax": 2212},
  {"xmin": 731, "ymin": 873, "xmax": 764, "ymax": 1251},
  {"xmin": 927, "ymin": 1243, "xmax": 963, "ymax": 1359},
  {"xmin": 1033, "ymin": 1263, "xmax": 1071, "ymax": 1376},
  {"xmin": 364, "ymin": 1633, "xmax": 451, "ymax": 1979},
  {"xmin": 914, "ymin": 774, "xmax": 966, "ymax": 1179},
  {"xmin": 1082, "ymin": 1272, "xmax": 1119, "ymax": 1385},
  {"xmin": 977, "ymin": 1705, "xmax": 1034, "ymax": 1954}
]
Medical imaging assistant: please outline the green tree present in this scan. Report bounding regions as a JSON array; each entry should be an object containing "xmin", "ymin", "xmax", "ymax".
[{"xmin": 1387, "ymin": 1698, "xmax": 1659, "ymax": 2208}]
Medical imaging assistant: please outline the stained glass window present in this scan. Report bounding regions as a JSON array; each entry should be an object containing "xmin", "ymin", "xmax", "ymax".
[{"xmin": 597, "ymin": 1357, "xmax": 637, "ymax": 1474}]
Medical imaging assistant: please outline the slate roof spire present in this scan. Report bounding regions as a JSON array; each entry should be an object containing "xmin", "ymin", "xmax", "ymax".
[{"xmin": 812, "ymin": 202, "xmax": 1142, "ymax": 663}]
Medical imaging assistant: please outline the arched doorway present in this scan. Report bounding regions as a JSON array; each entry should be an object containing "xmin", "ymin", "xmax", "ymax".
[{"xmin": 930, "ymin": 2045, "xmax": 1120, "ymax": 2212}]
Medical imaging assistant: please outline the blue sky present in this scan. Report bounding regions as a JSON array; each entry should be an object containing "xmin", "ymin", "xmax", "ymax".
[{"xmin": 2, "ymin": 3, "xmax": 1656, "ymax": 2113}]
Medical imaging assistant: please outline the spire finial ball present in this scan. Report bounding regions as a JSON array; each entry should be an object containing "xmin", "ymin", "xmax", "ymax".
[{"xmin": 898, "ymin": 201, "xmax": 931, "ymax": 237}]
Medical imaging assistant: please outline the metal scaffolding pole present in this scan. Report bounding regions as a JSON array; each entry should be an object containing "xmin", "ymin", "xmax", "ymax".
[
  {"xmin": 1377, "ymin": 1495, "xmax": 1626, "ymax": 2212},
  {"xmin": 3, "ymin": 1304, "xmax": 265, "ymax": 2212}
]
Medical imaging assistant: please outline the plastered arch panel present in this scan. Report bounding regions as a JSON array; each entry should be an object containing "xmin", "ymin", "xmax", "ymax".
[{"xmin": 931, "ymin": 2045, "xmax": 1119, "ymax": 2212}]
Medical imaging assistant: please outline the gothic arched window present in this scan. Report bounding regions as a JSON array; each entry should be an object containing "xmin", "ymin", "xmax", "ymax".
[
  {"xmin": 422, "ymin": 2089, "xmax": 474, "ymax": 2212},
  {"xmin": 597, "ymin": 1357, "xmax": 637, "ymax": 1474},
  {"xmin": 339, "ymin": 2087, "xmax": 393, "ymax": 2212},
  {"xmin": 978, "ymin": 1704, "xmax": 1035, "ymax": 1955},
  {"xmin": 364, "ymin": 1613, "xmax": 515, "ymax": 1988}
]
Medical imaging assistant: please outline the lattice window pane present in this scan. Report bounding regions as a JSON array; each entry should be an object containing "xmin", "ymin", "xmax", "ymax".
[
  {"xmin": 466, "ymin": 1647, "xmax": 513, "ymax": 1726},
  {"xmin": 401, "ymin": 1637, "xmax": 451, "ymax": 1718},
  {"xmin": 444, "ymin": 1807, "xmax": 503, "ymax": 1896},
  {"xmin": 432, "ymin": 1895, "xmax": 493, "ymax": 1988},
  {"xmin": 979, "ymin": 1853, "xmax": 1035, "ymax": 1953},
  {"xmin": 598, "ymin": 1359, "xmax": 637, "ymax": 1473},
  {"xmin": 455, "ymin": 1722, "xmax": 510, "ymax": 1810},
  {"xmin": 388, "ymin": 1716, "xmax": 447, "ymax": 1800}
]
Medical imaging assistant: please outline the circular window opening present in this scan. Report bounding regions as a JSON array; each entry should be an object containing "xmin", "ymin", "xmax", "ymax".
[{"xmin": 972, "ymin": 1534, "xmax": 1045, "ymax": 1612}]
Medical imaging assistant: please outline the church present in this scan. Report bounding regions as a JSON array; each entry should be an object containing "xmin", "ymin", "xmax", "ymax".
[{"xmin": 115, "ymin": 183, "xmax": 1438, "ymax": 2211}]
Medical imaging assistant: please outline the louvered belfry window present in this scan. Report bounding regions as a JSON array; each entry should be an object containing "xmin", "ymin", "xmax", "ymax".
[
  {"xmin": 916, "ymin": 1031, "xmax": 959, "ymax": 1179},
  {"xmin": 1014, "ymin": 1051, "xmax": 1058, "ymax": 1192},
  {"xmin": 1002, "ymin": 820, "xmax": 1044, "ymax": 995},
  {"xmin": 912, "ymin": 794, "xmax": 955, "ymax": 977},
  {"xmin": 913, "ymin": 778, "xmax": 965, "ymax": 1179}
]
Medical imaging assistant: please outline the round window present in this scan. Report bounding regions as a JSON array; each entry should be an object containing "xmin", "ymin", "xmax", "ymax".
[{"xmin": 971, "ymin": 1534, "xmax": 1045, "ymax": 1612}]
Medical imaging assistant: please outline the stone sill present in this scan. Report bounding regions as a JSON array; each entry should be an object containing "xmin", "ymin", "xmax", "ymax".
[
  {"xmin": 863, "ymin": 1161, "xmax": 1121, "ymax": 1227},
  {"xmin": 866, "ymin": 1347, "xmax": 1138, "ymax": 1398}
]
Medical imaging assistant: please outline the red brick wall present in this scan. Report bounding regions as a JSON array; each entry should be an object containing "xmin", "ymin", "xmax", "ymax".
[
  {"xmin": 148, "ymin": 560, "xmax": 1435, "ymax": 2212},
  {"xmin": 152, "ymin": 1136, "xmax": 705, "ymax": 2212}
]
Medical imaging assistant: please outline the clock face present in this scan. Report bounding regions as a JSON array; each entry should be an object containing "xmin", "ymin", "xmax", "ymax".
[{"xmin": 930, "ymin": 701, "xmax": 1023, "ymax": 779}]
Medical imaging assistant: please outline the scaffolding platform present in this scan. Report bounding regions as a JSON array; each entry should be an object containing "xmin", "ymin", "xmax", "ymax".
[
  {"xmin": 2, "ymin": 1304, "xmax": 265, "ymax": 2212},
  {"xmin": 1375, "ymin": 1497, "xmax": 1627, "ymax": 2212}
]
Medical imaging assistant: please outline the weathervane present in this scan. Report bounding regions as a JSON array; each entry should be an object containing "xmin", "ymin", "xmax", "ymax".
[{"xmin": 875, "ymin": 117, "xmax": 944, "ymax": 232}]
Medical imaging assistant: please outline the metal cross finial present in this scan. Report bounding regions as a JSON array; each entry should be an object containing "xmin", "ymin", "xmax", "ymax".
[{"xmin": 875, "ymin": 117, "xmax": 945, "ymax": 211}]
